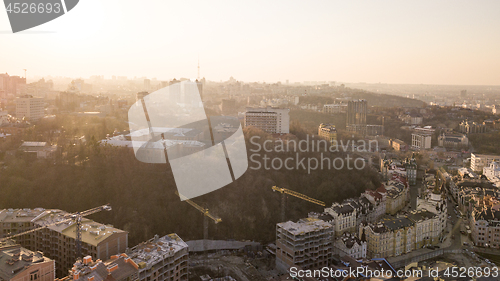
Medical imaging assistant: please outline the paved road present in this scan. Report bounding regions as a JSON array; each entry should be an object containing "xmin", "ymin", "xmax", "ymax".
[{"xmin": 446, "ymin": 197, "xmax": 464, "ymax": 250}]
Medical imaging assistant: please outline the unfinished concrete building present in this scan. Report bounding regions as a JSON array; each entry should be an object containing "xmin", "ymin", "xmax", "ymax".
[
  {"xmin": 0, "ymin": 208, "xmax": 128, "ymax": 277},
  {"xmin": 276, "ymin": 218, "xmax": 333, "ymax": 273},
  {"xmin": 129, "ymin": 234, "xmax": 188, "ymax": 281}
]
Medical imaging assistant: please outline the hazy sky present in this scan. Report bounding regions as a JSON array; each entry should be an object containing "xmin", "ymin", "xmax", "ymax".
[{"xmin": 1, "ymin": 0, "xmax": 499, "ymax": 85}]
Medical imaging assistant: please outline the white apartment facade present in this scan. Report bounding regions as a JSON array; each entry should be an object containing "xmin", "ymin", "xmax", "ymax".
[
  {"xmin": 471, "ymin": 153, "xmax": 500, "ymax": 172},
  {"xmin": 483, "ymin": 161, "xmax": 500, "ymax": 176},
  {"xmin": 324, "ymin": 203, "xmax": 357, "ymax": 237},
  {"xmin": 16, "ymin": 95, "xmax": 44, "ymax": 121},
  {"xmin": 411, "ymin": 133, "xmax": 432, "ymax": 150},
  {"xmin": 244, "ymin": 107, "xmax": 290, "ymax": 134}
]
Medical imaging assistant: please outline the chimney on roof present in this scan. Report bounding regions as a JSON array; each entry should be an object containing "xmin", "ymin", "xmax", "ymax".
[
  {"xmin": 83, "ymin": 256, "xmax": 92, "ymax": 265},
  {"xmin": 107, "ymin": 264, "xmax": 118, "ymax": 274}
]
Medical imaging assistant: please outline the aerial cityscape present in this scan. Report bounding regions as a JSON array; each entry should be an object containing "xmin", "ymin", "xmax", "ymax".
[{"xmin": 1, "ymin": 1, "xmax": 500, "ymax": 281}]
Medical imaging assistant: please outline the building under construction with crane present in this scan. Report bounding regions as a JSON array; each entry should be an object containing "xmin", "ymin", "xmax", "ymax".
[
  {"xmin": 0, "ymin": 208, "xmax": 128, "ymax": 277},
  {"xmin": 65, "ymin": 233, "xmax": 188, "ymax": 281},
  {"xmin": 275, "ymin": 218, "xmax": 334, "ymax": 273}
]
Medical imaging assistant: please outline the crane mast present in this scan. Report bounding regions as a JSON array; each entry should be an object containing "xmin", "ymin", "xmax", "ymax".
[{"xmin": 175, "ymin": 191, "xmax": 221, "ymax": 253}]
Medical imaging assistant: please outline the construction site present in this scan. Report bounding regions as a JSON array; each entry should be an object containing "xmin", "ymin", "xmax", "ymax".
[{"xmin": 0, "ymin": 186, "xmax": 332, "ymax": 281}]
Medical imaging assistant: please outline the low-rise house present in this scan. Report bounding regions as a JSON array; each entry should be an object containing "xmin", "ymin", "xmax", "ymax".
[
  {"xmin": 334, "ymin": 232, "xmax": 367, "ymax": 259},
  {"xmin": 18, "ymin": 142, "xmax": 57, "ymax": 159}
]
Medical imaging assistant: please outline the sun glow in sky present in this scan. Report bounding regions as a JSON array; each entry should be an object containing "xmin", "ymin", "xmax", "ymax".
[{"xmin": 1, "ymin": 0, "xmax": 499, "ymax": 85}]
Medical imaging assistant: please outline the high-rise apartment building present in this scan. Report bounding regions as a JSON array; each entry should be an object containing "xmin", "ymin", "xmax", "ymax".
[
  {"xmin": 346, "ymin": 100, "xmax": 367, "ymax": 126},
  {"xmin": 244, "ymin": 107, "xmax": 290, "ymax": 134},
  {"xmin": 346, "ymin": 100, "xmax": 367, "ymax": 134},
  {"xmin": 144, "ymin": 79, "xmax": 151, "ymax": 91},
  {"xmin": 0, "ymin": 208, "xmax": 128, "ymax": 277},
  {"xmin": 0, "ymin": 73, "xmax": 26, "ymax": 96},
  {"xmin": 276, "ymin": 218, "xmax": 333, "ymax": 272},
  {"xmin": 15, "ymin": 95, "xmax": 44, "ymax": 122},
  {"xmin": 411, "ymin": 132, "xmax": 432, "ymax": 150}
]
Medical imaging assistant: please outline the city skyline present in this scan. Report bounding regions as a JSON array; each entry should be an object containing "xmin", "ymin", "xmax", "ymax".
[{"xmin": 0, "ymin": 0, "xmax": 499, "ymax": 85}]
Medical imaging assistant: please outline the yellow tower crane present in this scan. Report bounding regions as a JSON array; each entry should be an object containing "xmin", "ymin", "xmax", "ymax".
[
  {"xmin": 175, "ymin": 191, "xmax": 221, "ymax": 253},
  {"xmin": 272, "ymin": 186, "xmax": 325, "ymax": 222}
]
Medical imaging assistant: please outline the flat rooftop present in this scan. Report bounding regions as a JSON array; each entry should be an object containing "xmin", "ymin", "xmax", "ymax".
[
  {"xmin": 34, "ymin": 210, "xmax": 126, "ymax": 246},
  {"xmin": 0, "ymin": 208, "xmax": 126, "ymax": 247},
  {"xmin": 0, "ymin": 245, "xmax": 52, "ymax": 281},
  {"xmin": 277, "ymin": 218, "xmax": 332, "ymax": 236},
  {"xmin": 129, "ymin": 234, "xmax": 187, "ymax": 269}
]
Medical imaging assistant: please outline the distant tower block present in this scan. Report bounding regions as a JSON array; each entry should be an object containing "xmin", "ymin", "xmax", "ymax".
[
  {"xmin": 460, "ymin": 90, "xmax": 467, "ymax": 98},
  {"xmin": 144, "ymin": 79, "xmax": 151, "ymax": 91},
  {"xmin": 347, "ymin": 99, "xmax": 367, "ymax": 126}
]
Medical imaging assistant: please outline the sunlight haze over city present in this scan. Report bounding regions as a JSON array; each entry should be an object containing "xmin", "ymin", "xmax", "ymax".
[{"xmin": 1, "ymin": 0, "xmax": 499, "ymax": 85}]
